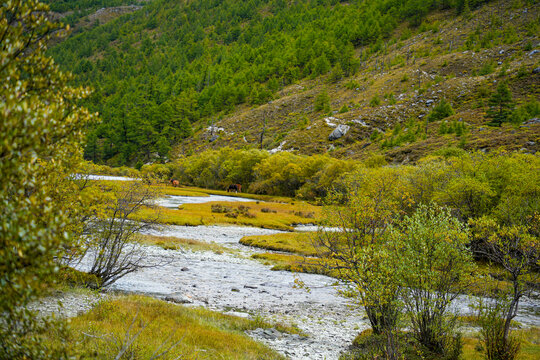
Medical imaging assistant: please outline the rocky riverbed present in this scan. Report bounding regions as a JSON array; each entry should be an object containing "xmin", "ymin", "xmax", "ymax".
[
  {"xmin": 78, "ymin": 223, "xmax": 540, "ymax": 359},
  {"xmin": 44, "ymin": 194, "xmax": 540, "ymax": 359},
  {"xmin": 76, "ymin": 222, "xmax": 367, "ymax": 360}
]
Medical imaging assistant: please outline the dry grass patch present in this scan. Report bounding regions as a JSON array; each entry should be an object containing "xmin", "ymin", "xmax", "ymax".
[
  {"xmin": 136, "ymin": 201, "xmax": 321, "ymax": 230},
  {"xmin": 240, "ymin": 232, "xmax": 318, "ymax": 256},
  {"xmin": 252, "ymin": 253, "xmax": 330, "ymax": 276},
  {"xmin": 48, "ymin": 295, "xmax": 286, "ymax": 360},
  {"xmin": 462, "ymin": 327, "xmax": 540, "ymax": 360},
  {"xmin": 137, "ymin": 234, "xmax": 233, "ymax": 254}
]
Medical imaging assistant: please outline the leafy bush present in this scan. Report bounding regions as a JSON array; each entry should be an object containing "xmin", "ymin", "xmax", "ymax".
[
  {"xmin": 510, "ymin": 99, "xmax": 540, "ymax": 124},
  {"xmin": 479, "ymin": 299, "xmax": 521, "ymax": 360},
  {"xmin": 389, "ymin": 205, "xmax": 473, "ymax": 355}
]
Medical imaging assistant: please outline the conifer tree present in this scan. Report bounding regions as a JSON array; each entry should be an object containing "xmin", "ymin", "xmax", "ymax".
[{"xmin": 487, "ymin": 82, "xmax": 514, "ymax": 126}]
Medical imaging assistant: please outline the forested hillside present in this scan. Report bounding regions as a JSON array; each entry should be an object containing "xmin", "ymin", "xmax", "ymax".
[{"xmin": 49, "ymin": 0, "xmax": 530, "ymax": 166}]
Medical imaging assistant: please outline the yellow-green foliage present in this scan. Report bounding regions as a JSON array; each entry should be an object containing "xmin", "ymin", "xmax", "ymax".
[
  {"xmin": 347, "ymin": 328, "xmax": 540, "ymax": 360},
  {"xmin": 0, "ymin": 1, "xmax": 98, "ymax": 356},
  {"xmin": 140, "ymin": 163, "xmax": 174, "ymax": 181},
  {"xmin": 174, "ymin": 148, "xmax": 269, "ymax": 190},
  {"xmin": 48, "ymin": 295, "xmax": 285, "ymax": 359},
  {"xmin": 250, "ymin": 152, "xmax": 355, "ymax": 198},
  {"xmin": 56, "ymin": 267, "xmax": 102, "ymax": 289},
  {"xmin": 171, "ymin": 148, "xmax": 356, "ymax": 200},
  {"xmin": 86, "ymin": 162, "xmax": 141, "ymax": 178},
  {"xmin": 137, "ymin": 201, "xmax": 321, "ymax": 230},
  {"xmin": 240, "ymin": 232, "xmax": 318, "ymax": 256}
]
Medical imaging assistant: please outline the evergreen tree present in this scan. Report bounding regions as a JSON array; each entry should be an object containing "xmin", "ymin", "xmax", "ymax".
[{"xmin": 487, "ymin": 82, "xmax": 514, "ymax": 127}]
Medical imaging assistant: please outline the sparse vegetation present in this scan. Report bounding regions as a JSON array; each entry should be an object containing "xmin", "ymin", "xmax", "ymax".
[{"xmin": 370, "ymin": 95, "xmax": 381, "ymax": 107}]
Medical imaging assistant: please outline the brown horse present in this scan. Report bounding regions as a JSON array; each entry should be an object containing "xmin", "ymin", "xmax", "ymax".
[{"xmin": 227, "ymin": 184, "xmax": 241, "ymax": 193}]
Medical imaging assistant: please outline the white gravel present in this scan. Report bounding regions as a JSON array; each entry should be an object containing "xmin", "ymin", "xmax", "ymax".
[{"xmin": 28, "ymin": 291, "xmax": 106, "ymax": 319}]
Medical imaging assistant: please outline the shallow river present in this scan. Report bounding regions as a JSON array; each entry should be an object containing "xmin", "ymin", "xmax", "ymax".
[{"xmin": 80, "ymin": 194, "xmax": 539, "ymax": 359}]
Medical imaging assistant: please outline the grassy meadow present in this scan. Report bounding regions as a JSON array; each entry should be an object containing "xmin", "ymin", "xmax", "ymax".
[
  {"xmin": 240, "ymin": 232, "xmax": 318, "ymax": 256},
  {"xmin": 137, "ymin": 234, "xmax": 236, "ymax": 255},
  {"xmin": 137, "ymin": 200, "xmax": 320, "ymax": 230},
  {"xmin": 46, "ymin": 295, "xmax": 287, "ymax": 360}
]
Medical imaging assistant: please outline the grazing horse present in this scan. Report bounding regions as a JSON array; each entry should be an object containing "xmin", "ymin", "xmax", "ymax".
[
  {"xmin": 227, "ymin": 184, "xmax": 241, "ymax": 193},
  {"xmin": 169, "ymin": 179, "xmax": 180, "ymax": 187}
]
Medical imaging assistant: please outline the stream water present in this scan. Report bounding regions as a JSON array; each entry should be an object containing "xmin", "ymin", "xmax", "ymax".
[
  {"xmin": 155, "ymin": 194, "xmax": 256, "ymax": 209},
  {"xmin": 79, "ymin": 194, "xmax": 539, "ymax": 360}
]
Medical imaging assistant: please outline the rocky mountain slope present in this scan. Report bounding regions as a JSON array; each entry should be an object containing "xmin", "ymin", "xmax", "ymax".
[
  {"xmin": 50, "ymin": 0, "xmax": 539, "ymax": 165},
  {"xmin": 184, "ymin": 1, "xmax": 539, "ymax": 163}
]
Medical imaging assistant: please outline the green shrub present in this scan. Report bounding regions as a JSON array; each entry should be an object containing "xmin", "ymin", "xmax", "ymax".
[
  {"xmin": 345, "ymin": 80, "xmax": 360, "ymax": 90},
  {"xmin": 58, "ymin": 267, "xmax": 102, "ymax": 289},
  {"xmin": 478, "ymin": 61, "xmax": 495, "ymax": 76},
  {"xmin": 427, "ymin": 99, "xmax": 455, "ymax": 122},
  {"xmin": 433, "ymin": 147, "xmax": 467, "ymax": 159},
  {"xmin": 511, "ymin": 99, "xmax": 540, "ymax": 124},
  {"xmin": 479, "ymin": 300, "xmax": 521, "ymax": 360},
  {"xmin": 314, "ymin": 90, "xmax": 331, "ymax": 112},
  {"xmin": 370, "ymin": 95, "xmax": 381, "ymax": 107}
]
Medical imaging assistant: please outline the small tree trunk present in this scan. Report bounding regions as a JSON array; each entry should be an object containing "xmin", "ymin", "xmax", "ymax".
[{"xmin": 503, "ymin": 293, "xmax": 520, "ymax": 341}]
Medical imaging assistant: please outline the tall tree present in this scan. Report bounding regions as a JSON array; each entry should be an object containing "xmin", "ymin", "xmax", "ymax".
[{"xmin": 0, "ymin": 1, "xmax": 94, "ymax": 357}]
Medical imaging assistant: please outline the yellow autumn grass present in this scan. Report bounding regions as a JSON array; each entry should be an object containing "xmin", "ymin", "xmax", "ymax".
[
  {"xmin": 136, "ymin": 201, "xmax": 320, "ymax": 230},
  {"xmin": 251, "ymin": 253, "xmax": 332, "ymax": 276},
  {"xmin": 137, "ymin": 234, "xmax": 234, "ymax": 254},
  {"xmin": 48, "ymin": 295, "xmax": 288, "ymax": 360},
  {"xmin": 240, "ymin": 232, "xmax": 318, "ymax": 256},
  {"xmin": 462, "ymin": 327, "xmax": 540, "ymax": 360}
]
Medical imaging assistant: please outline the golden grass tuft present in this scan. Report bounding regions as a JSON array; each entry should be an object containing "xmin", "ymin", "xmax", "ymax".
[
  {"xmin": 49, "ymin": 295, "xmax": 286, "ymax": 359},
  {"xmin": 252, "ymin": 253, "xmax": 331, "ymax": 276},
  {"xmin": 240, "ymin": 232, "xmax": 318, "ymax": 256}
]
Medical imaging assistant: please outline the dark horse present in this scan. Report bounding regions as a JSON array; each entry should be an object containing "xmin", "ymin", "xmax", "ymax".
[{"xmin": 227, "ymin": 184, "xmax": 241, "ymax": 193}]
